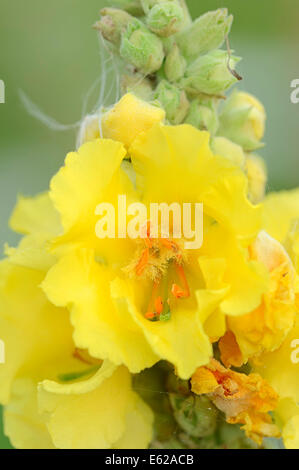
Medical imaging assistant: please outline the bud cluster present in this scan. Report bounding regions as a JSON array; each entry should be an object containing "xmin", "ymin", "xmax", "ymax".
[{"xmin": 91, "ymin": 0, "xmax": 267, "ymax": 203}]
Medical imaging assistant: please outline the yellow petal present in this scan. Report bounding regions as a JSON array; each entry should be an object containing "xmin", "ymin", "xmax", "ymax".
[
  {"xmin": 0, "ymin": 261, "xmax": 74, "ymax": 405},
  {"xmin": 9, "ymin": 192, "xmax": 61, "ymax": 236},
  {"xmin": 263, "ymin": 189, "xmax": 299, "ymax": 243},
  {"xmin": 41, "ymin": 249, "xmax": 159, "ymax": 373},
  {"xmin": 102, "ymin": 93, "xmax": 165, "ymax": 149},
  {"xmin": 38, "ymin": 364, "xmax": 153, "ymax": 449}
]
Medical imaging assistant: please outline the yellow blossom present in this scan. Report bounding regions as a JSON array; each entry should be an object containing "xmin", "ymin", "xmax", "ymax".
[{"xmin": 0, "ymin": 193, "xmax": 153, "ymax": 449}]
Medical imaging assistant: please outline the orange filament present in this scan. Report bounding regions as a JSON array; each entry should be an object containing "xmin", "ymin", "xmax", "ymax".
[
  {"xmin": 171, "ymin": 264, "xmax": 190, "ymax": 299},
  {"xmin": 135, "ymin": 248, "xmax": 149, "ymax": 276}
]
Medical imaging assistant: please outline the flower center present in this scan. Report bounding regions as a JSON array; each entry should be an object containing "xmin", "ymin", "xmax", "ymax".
[{"xmin": 127, "ymin": 221, "xmax": 191, "ymax": 322}]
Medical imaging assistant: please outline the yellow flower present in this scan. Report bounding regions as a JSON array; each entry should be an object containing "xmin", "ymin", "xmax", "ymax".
[
  {"xmin": 224, "ymin": 230, "xmax": 297, "ymax": 364},
  {"xmin": 249, "ymin": 188, "xmax": 299, "ymax": 448},
  {"xmin": 37, "ymin": 114, "xmax": 267, "ymax": 380},
  {"xmin": 191, "ymin": 359, "xmax": 280, "ymax": 445},
  {"xmin": 0, "ymin": 196, "xmax": 153, "ymax": 449}
]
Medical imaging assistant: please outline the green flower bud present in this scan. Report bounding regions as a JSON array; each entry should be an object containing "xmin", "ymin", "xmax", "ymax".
[
  {"xmin": 166, "ymin": 371, "xmax": 190, "ymax": 395},
  {"xmin": 120, "ymin": 19, "xmax": 165, "ymax": 74},
  {"xmin": 94, "ymin": 8, "xmax": 132, "ymax": 46},
  {"xmin": 121, "ymin": 73, "xmax": 154, "ymax": 100},
  {"xmin": 218, "ymin": 91, "xmax": 266, "ymax": 151},
  {"xmin": 181, "ymin": 50, "xmax": 241, "ymax": 96},
  {"xmin": 154, "ymin": 80, "xmax": 189, "ymax": 124},
  {"xmin": 211, "ymin": 136, "xmax": 245, "ymax": 169},
  {"xmin": 164, "ymin": 43, "xmax": 186, "ymax": 82},
  {"xmin": 169, "ymin": 394, "xmax": 218, "ymax": 438},
  {"xmin": 184, "ymin": 98, "xmax": 219, "ymax": 135},
  {"xmin": 176, "ymin": 9, "xmax": 233, "ymax": 61},
  {"xmin": 146, "ymin": 2, "xmax": 184, "ymax": 37},
  {"xmin": 107, "ymin": 0, "xmax": 144, "ymax": 16}
]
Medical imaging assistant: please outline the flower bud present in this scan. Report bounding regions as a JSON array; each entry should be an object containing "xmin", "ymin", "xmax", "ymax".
[
  {"xmin": 94, "ymin": 8, "xmax": 132, "ymax": 46},
  {"xmin": 121, "ymin": 73, "xmax": 154, "ymax": 101},
  {"xmin": 181, "ymin": 50, "xmax": 241, "ymax": 96},
  {"xmin": 146, "ymin": 2, "xmax": 184, "ymax": 37},
  {"xmin": 211, "ymin": 136, "xmax": 245, "ymax": 169},
  {"xmin": 184, "ymin": 98, "xmax": 219, "ymax": 135},
  {"xmin": 102, "ymin": 93, "xmax": 165, "ymax": 149},
  {"xmin": 154, "ymin": 80, "xmax": 189, "ymax": 124},
  {"xmin": 164, "ymin": 43, "xmax": 186, "ymax": 82},
  {"xmin": 107, "ymin": 0, "xmax": 144, "ymax": 16},
  {"xmin": 169, "ymin": 394, "xmax": 218, "ymax": 438},
  {"xmin": 176, "ymin": 9, "xmax": 233, "ymax": 61},
  {"xmin": 218, "ymin": 91, "xmax": 266, "ymax": 151},
  {"xmin": 120, "ymin": 19, "xmax": 165, "ymax": 74},
  {"xmin": 245, "ymin": 153, "xmax": 267, "ymax": 204}
]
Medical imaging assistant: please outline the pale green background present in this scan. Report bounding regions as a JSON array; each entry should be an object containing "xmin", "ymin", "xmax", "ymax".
[{"xmin": 0, "ymin": 0, "xmax": 298, "ymax": 449}]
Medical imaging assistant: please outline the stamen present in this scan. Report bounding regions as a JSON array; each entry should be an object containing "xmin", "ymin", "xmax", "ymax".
[{"xmin": 171, "ymin": 264, "xmax": 190, "ymax": 299}]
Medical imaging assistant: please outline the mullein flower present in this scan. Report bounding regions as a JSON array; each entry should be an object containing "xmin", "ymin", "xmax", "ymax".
[
  {"xmin": 24, "ymin": 95, "xmax": 265, "ymax": 381},
  {"xmin": 180, "ymin": 50, "xmax": 241, "ymax": 97},
  {"xmin": 218, "ymin": 91, "xmax": 266, "ymax": 151},
  {"xmin": 0, "ymin": 196, "xmax": 153, "ymax": 449},
  {"xmin": 120, "ymin": 19, "xmax": 165, "ymax": 74},
  {"xmin": 176, "ymin": 9, "xmax": 233, "ymax": 61}
]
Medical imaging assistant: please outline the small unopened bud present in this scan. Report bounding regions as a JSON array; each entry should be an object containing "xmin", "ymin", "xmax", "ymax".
[
  {"xmin": 107, "ymin": 0, "xmax": 144, "ymax": 16},
  {"xmin": 170, "ymin": 394, "xmax": 218, "ymax": 438},
  {"xmin": 245, "ymin": 153, "xmax": 267, "ymax": 204},
  {"xmin": 94, "ymin": 8, "xmax": 132, "ymax": 46},
  {"xmin": 146, "ymin": 2, "xmax": 184, "ymax": 37},
  {"xmin": 177, "ymin": 9, "xmax": 233, "ymax": 61},
  {"xmin": 120, "ymin": 19, "xmax": 164, "ymax": 74},
  {"xmin": 211, "ymin": 136, "xmax": 245, "ymax": 169},
  {"xmin": 184, "ymin": 98, "xmax": 219, "ymax": 135},
  {"xmin": 218, "ymin": 91, "xmax": 266, "ymax": 151},
  {"xmin": 121, "ymin": 73, "xmax": 154, "ymax": 101},
  {"xmin": 102, "ymin": 93, "xmax": 165, "ymax": 149},
  {"xmin": 154, "ymin": 80, "xmax": 189, "ymax": 124},
  {"xmin": 181, "ymin": 50, "xmax": 241, "ymax": 96},
  {"xmin": 164, "ymin": 43, "xmax": 186, "ymax": 82}
]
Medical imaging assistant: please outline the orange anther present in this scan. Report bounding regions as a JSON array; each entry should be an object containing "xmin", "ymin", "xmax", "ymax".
[
  {"xmin": 154, "ymin": 296, "xmax": 163, "ymax": 315},
  {"xmin": 171, "ymin": 283, "xmax": 186, "ymax": 299},
  {"xmin": 145, "ymin": 312, "xmax": 156, "ymax": 320}
]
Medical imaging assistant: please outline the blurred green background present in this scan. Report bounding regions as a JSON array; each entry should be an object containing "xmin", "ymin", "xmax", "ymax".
[{"xmin": 0, "ymin": 0, "xmax": 298, "ymax": 449}]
